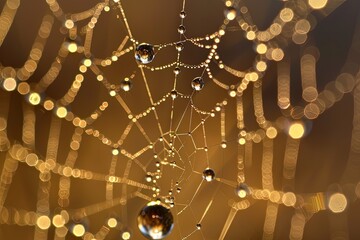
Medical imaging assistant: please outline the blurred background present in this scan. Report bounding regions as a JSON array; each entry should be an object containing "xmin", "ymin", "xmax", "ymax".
[{"xmin": 1, "ymin": 0, "xmax": 360, "ymax": 239}]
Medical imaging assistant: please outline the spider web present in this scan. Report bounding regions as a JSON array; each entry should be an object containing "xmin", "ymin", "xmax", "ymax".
[{"xmin": 1, "ymin": 0, "xmax": 360, "ymax": 239}]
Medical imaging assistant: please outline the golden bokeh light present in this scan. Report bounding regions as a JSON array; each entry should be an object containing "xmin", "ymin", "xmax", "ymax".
[
  {"xmin": 269, "ymin": 23, "xmax": 282, "ymax": 36},
  {"xmin": 44, "ymin": 100, "xmax": 54, "ymax": 111},
  {"xmin": 36, "ymin": 215, "xmax": 51, "ymax": 230},
  {"xmin": 56, "ymin": 107, "xmax": 68, "ymax": 118},
  {"xmin": 288, "ymin": 123, "xmax": 305, "ymax": 139},
  {"xmin": 269, "ymin": 191, "xmax": 281, "ymax": 203},
  {"xmin": 282, "ymin": 192, "xmax": 297, "ymax": 207},
  {"xmin": 56, "ymin": 227, "xmax": 68, "ymax": 237},
  {"xmin": 52, "ymin": 215, "xmax": 65, "ymax": 228},
  {"xmin": 107, "ymin": 218, "xmax": 118, "ymax": 228},
  {"xmin": 64, "ymin": 19, "xmax": 74, "ymax": 29},
  {"xmin": 308, "ymin": 0, "xmax": 328, "ymax": 10},
  {"xmin": 79, "ymin": 65, "xmax": 87, "ymax": 73},
  {"xmin": 256, "ymin": 43, "xmax": 267, "ymax": 54},
  {"xmin": 304, "ymin": 103, "xmax": 320, "ymax": 119},
  {"xmin": 335, "ymin": 73, "xmax": 355, "ymax": 93},
  {"xmin": 328, "ymin": 193, "xmax": 347, "ymax": 213},
  {"xmin": 97, "ymin": 75, "xmax": 104, "ymax": 81},
  {"xmin": 67, "ymin": 42, "xmax": 78, "ymax": 53},
  {"xmin": 295, "ymin": 19, "xmax": 311, "ymax": 34},
  {"xmin": 238, "ymin": 138, "xmax": 246, "ymax": 145},
  {"xmin": 280, "ymin": 8, "xmax": 294, "ymax": 22},
  {"xmin": 25, "ymin": 153, "xmax": 38, "ymax": 166},
  {"xmin": 256, "ymin": 61, "xmax": 267, "ymax": 72},
  {"xmin": 245, "ymin": 72, "xmax": 259, "ymax": 82},
  {"xmin": 246, "ymin": 31, "xmax": 256, "ymax": 40},
  {"xmin": 266, "ymin": 127, "xmax": 278, "ymax": 139},
  {"xmin": 122, "ymin": 231, "xmax": 131, "ymax": 240},
  {"xmin": 28, "ymin": 92, "xmax": 41, "ymax": 105},
  {"xmin": 110, "ymin": 90, "xmax": 116, "ymax": 96},
  {"xmin": 229, "ymin": 89, "xmax": 237, "ymax": 97},
  {"xmin": 271, "ymin": 48, "xmax": 284, "ymax": 61},
  {"xmin": 83, "ymin": 59, "xmax": 92, "ymax": 67},
  {"xmin": 17, "ymin": 82, "xmax": 30, "ymax": 95},
  {"xmin": 292, "ymin": 32, "xmax": 308, "ymax": 45},
  {"xmin": 3, "ymin": 77, "xmax": 17, "ymax": 91},
  {"xmin": 72, "ymin": 224, "xmax": 86, "ymax": 237}
]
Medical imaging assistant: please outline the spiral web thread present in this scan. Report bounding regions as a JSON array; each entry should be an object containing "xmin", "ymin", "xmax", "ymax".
[{"xmin": 0, "ymin": 0, "xmax": 360, "ymax": 239}]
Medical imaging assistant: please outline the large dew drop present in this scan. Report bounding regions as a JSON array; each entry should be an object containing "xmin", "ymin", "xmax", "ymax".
[
  {"xmin": 191, "ymin": 77, "xmax": 205, "ymax": 91},
  {"xmin": 202, "ymin": 168, "xmax": 215, "ymax": 182},
  {"xmin": 135, "ymin": 43, "xmax": 155, "ymax": 64},
  {"xmin": 137, "ymin": 202, "xmax": 174, "ymax": 239}
]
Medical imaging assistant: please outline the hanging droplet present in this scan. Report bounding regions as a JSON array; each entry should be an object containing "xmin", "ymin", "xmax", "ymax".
[
  {"xmin": 135, "ymin": 43, "xmax": 155, "ymax": 64},
  {"xmin": 178, "ymin": 25, "xmax": 186, "ymax": 34},
  {"xmin": 196, "ymin": 223, "xmax": 201, "ymax": 230},
  {"xmin": 224, "ymin": 7, "xmax": 237, "ymax": 21},
  {"xmin": 202, "ymin": 168, "xmax": 215, "ymax": 182},
  {"xmin": 176, "ymin": 187, "xmax": 181, "ymax": 193},
  {"xmin": 120, "ymin": 78, "xmax": 132, "ymax": 92},
  {"xmin": 179, "ymin": 11, "xmax": 187, "ymax": 19},
  {"xmin": 191, "ymin": 77, "xmax": 205, "ymax": 91},
  {"xmin": 175, "ymin": 42, "xmax": 184, "ymax": 52},
  {"xmin": 137, "ymin": 202, "xmax": 174, "ymax": 240},
  {"xmin": 173, "ymin": 67, "xmax": 180, "ymax": 75},
  {"xmin": 221, "ymin": 141, "xmax": 227, "ymax": 149},
  {"xmin": 236, "ymin": 183, "xmax": 250, "ymax": 198},
  {"xmin": 170, "ymin": 90, "xmax": 178, "ymax": 100},
  {"xmin": 145, "ymin": 174, "xmax": 152, "ymax": 182}
]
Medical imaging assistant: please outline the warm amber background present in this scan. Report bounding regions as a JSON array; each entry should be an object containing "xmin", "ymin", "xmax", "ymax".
[{"xmin": 1, "ymin": 0, "xmax": 360, "ymax": 239}]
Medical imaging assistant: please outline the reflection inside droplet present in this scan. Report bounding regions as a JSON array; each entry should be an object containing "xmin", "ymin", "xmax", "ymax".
[
  {"xmin": 135, "ymin": 43, "xmax": 155, "ymax": 64},
  {"xmin": 224, "ymin": 7, "xmax": 237, "ymax": 20},
  {"xmin": 178, "ymin": 25, "xmax": 186, "ymax": 34},
  {"xmin": 191, "ymin": 77, "xmax": 204, "ymax": 91},
  {"xmin": 179, "ymin": 11, "xmax": 186, "ymax": 19},
  {"xmin": 236, "ymin": 183, "xmax": 250, "ymax": 198},
  {"xmin": 170, "ymin": 90, "xmax": 178, "ymax": 99},
  {"xmin": 137, "ymin": 202, "xmax": 174, "ymax": 239},
  {"xmin": 175, "ymin": 42, "xmax": 183, "ymax": 52},
  {"xmin": 121, "ymin": 78, "xmax": 133, "ymax": 92},
  {"xmin": 202, "ymin": 168, "xmax": 215, "ymax": 182}
]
